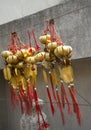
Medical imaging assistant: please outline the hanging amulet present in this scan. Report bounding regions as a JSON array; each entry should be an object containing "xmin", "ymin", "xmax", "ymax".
[
  {"xmin": 61, "ymin": 65, "xmax": 74, "ymax": 83},
  {"xmin": 47, "ymin": 42, "xmax": 58, "ymax": 52},
  {"xmin": 54, "ymin": 45, "xmax": 72, "ymax": 58},
  {"xmin": 39, "ymin": 34, "xmax": 51, "ymax": 45},
  {"xmin": 1, "ymin": 50, "xmax": 13, "ymax": 59}
]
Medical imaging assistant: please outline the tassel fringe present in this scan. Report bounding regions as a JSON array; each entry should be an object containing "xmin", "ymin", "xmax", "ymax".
[
  {"xmin": 69, "ymin": 85, "xmax": 81, "ymax": 125},
  {"xmin": 46, "ymin": 86, "xmax": 55, "ymax": 115},
  {"xmin": 56, "ymin": 88, "xmax": 65, "ymax": 125},
  {"xmin": 61, "ymin": 82, "xmax": 72, "ymax": 114}
]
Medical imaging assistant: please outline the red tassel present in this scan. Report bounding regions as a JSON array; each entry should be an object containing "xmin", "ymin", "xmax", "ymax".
[
  {"xmin": 19, "ymin": 84, "xmax": 32, "ymax": 114},
  {"xmin": 41, "ymin": 121, "xmax": 50, "ymax": 129},
  {"xmin": 56, "ymin": 88, "xmax": 65, "ymax": 125},
  {"xmin": 69, "ymin": 87, "xmax": 77, "ymax": 113},
  {"xmin": 19, "ymin": 91, "xmax": 31, "ymax": 115},
  {"xmin": 49, "ymin": 72, "xmax": 58, "ymax": 104},
  {"xmin": 39, "ymin": 109, "xmax": 50, "ymax": 129},
  {"xmin": 46, "ymin": 86, "xmax": 55, "ymax": 115},
  {"xmin": 33, "ymin": 87, "xmax": 41, "ymax": 112},
  {"xmin": 33, "ymin": 87, "xmax": 49, "ymax": 130},
  {"xmin": 24, "ymin": 95, "xmax": 32, "ymax": 115},
  {"xmin": 27, "ymin": 81, "xmax": 33, "ymax": 106},
  {"xmin": 19, "ymin": 85, "xmax": 25, "ymax": 96},
  {"xmin": 9, "ymin": 84, "xmax": 19, "ymax": 109},
  {"xmin": 26, "ymin": 81, "xmax": 33, "ymax": 113},
  {"xmin": 32, "ymin": 29, "xmax": 41, "ymax": 52},
  {"xmin": 37, "ymin": 112, "xmax": 41, "ymax": 130},
  {"xmin": 76, "ymin": 105, "xmax": 81, "ymax": 125},
  {"xmin": 69, "ymin": 85, "xmax": 81, "ymax": 125},
  {"xmin": 61, "ymin": 85, "xmax": 65, "ymax": 108},
  {"xmin": 18, "ymin": 93, "xmax": 24, "ymax": 114},
  {"xmin": 61, "ymin": 82, "xmax": 72, "ymax": 114},
  {"xmin": 71, "ymin": 87, "xmax": 81, "ymax": 125}
]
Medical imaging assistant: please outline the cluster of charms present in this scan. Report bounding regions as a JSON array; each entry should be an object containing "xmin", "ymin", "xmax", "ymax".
[{"xmin": 1, "ymin": 19, "xmax": 81, "ymax": 130}]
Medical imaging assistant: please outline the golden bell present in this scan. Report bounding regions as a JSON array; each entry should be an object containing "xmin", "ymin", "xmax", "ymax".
[
  {"xmin": 39, "ymin": 34, "xmax": 51, "ymax": 45},
  {"xmin": 16, "ymin": 61, "xmax": 24, "ymax": 68},
  {"xmin": 68, "ymin": 52, "xmax": 72, "ymax": 58},
  {"xmin": 44, "ymin": 52, "xmax": 50, "ymax": 61},
  {"xmin": 44, "ymin": 52, "xmax": 55, "ymax": 61},
  {"xmin": 62, "ymin": 45, "xmax": 72, "ymax": 56},
  {"xmin": 6, "ymin": 55, "xmax": 18, "ymax": 64},
  {"xmin": 16, "ymin": 49, "xmax": 29, "ymax": 60},
  {"xmin": 54, "ymin": 45, "xmax": 72, "ymax": 58},
  {"xmin": 1, "ymin": 50, "xmax": 13, "ymax": 58},
  {"xmin": 47, "ymin": 42, "xmax": 58, "ymax": 51},
  {"xmin": 34, "ymin": 52, "xmax": 45, "ymax": 62},
  {"xmin": 54, "ymin": 45, "xmax": 63, "ymax": 57},
  {"xmin": 26, "ymin": 56, "xmax": 36, "ymax": 64}
]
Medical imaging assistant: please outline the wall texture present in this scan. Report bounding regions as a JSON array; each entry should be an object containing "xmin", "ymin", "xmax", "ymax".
[
  {"xmin": 0, "ymin": 0, "xmax": 91, "ymax": 130},
  {"xmin": 0, "ymin": 0, "xmax": 68, "ymax": 25},
  {"xmin": 0, "ymin": 0, "xmax": 69, "ymax": 25}
]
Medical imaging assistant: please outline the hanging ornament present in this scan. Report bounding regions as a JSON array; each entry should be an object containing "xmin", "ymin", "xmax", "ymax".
[
  {"xmin": 42, "ymin": 69, "xmax": 55, "ymax": 115},
  {"xmin": 39, "ymin": 19, "xmax": 82, "ymax": 125},
  {"xmin": 1, "ymin": 19, "xmax": 82, "ymax": 129}
]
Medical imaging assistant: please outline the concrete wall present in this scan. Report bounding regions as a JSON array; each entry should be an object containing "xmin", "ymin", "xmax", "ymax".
[
  {"xmin": 0, "ymin": 0, "xmax": 69, "ymax": 25},
  {"xmin": 0, "ymin": 0, "xmax": 91, "ymax": 130},
  {"xmin": 0, "ymin": 71, "xmax": 8, "ymax": 130}
]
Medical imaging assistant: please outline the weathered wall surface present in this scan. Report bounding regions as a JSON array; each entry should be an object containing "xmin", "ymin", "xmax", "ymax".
[
  {"xmin": 0, "ymin": 0, "xmax": 69, "ymax": 25},
  {"xmin": 0, "ymin": 0, "xmax": 91, "ymax": 69}
]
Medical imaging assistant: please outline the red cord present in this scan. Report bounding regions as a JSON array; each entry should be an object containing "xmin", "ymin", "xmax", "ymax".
[
  {"xmin": 46, "ymin": 86, "xmax": 55, "ymax": 115},
  {"xmin": 69, "ymin": 86, "xmax": 81, "ymax": 125},
  {"xmin": 61, "ymin": 83, "xmax": 72, "ymax": 114},
  {"xmin": 32, "ymin": 29, "xmax": 41, "ymax": 51},
  {"xmin": 56, "ymin": 89, "xmax": 65, "ymax": 125},
  {"xmin": 27, "ymin": 30, "xmax": 32, "ymax": 47}
]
